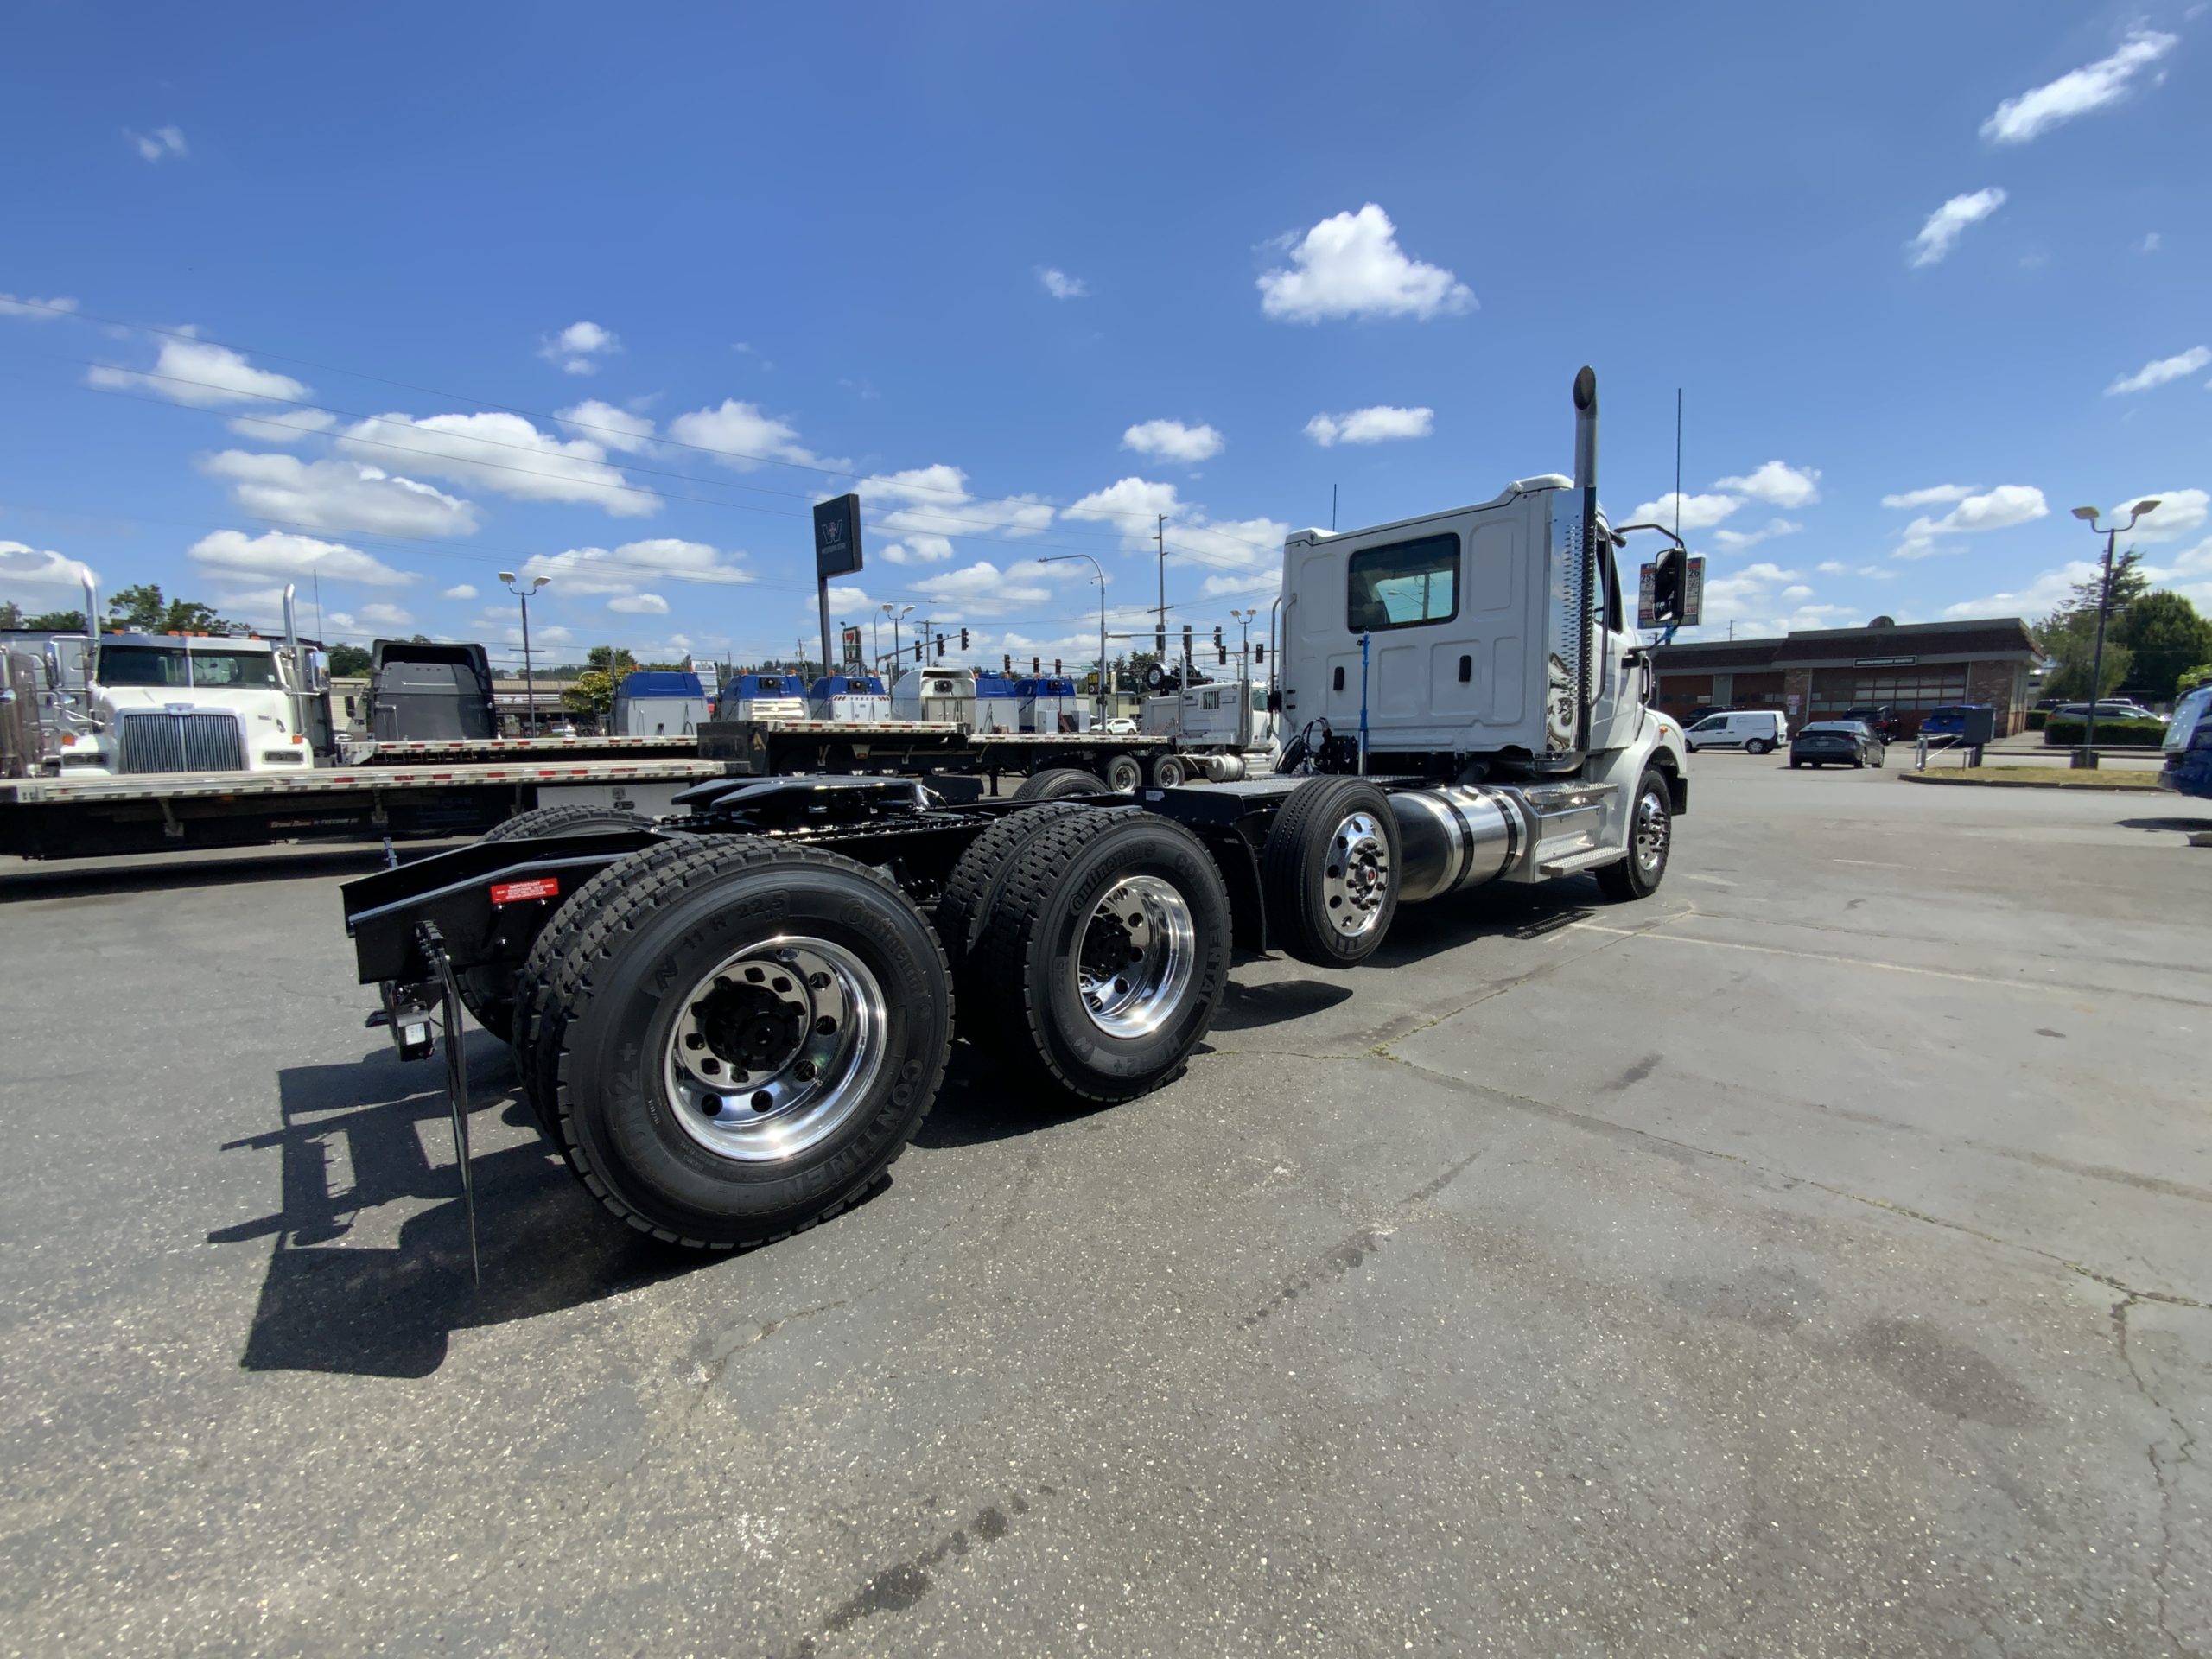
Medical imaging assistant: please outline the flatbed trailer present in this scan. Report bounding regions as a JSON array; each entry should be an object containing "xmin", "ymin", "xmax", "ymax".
[
  {"xmin": 696, "ymin": 717, "xmax": 1205, "ymax": 791},
  {"xmin": 0, "ymin": 755, "xmax": 738, "ymax": 860},
  {"xmin": 341, "ymin": 734, "xmax": 702, "ymax": 765}
]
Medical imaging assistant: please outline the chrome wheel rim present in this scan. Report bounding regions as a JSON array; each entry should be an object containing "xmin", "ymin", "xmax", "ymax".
[
  {"xmin": 1075, "ymin": 874, "xmax": 1195, "ymax": 1038},
  {"xmin": 1322, "ymin": 810, "xmax": 1391, "ymax": 938},
  {"xmin": 663, "ymin": 936, "xmax": 887, "ymax": 1164},
  {"xmin": 1634, "ymin": 787, "xmax": 1670, "ymax": 874}
]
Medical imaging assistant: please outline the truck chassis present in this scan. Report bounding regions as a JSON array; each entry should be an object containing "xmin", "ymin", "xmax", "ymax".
[{"xmin": 342, "ymin": 763, "xmax": 1682, "ymax": 1268}]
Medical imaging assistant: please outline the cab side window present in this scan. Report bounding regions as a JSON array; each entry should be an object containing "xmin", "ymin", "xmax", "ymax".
[{"xmin": 1347, "ymin": 533, "xmax": 1459, "ymax": 632}]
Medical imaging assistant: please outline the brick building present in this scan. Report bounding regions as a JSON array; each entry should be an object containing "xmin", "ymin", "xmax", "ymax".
[{"xmin": 1649, "ymin": 617, "xmax": 2039, "ymax": 738}]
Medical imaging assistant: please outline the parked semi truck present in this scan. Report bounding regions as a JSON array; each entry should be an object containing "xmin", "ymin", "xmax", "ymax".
[{"xmin": 340, "ymin": 365, "xmax": 1693, "ymax": 1261}]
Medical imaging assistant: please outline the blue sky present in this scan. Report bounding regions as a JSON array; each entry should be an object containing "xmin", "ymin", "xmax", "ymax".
[{"xmin": 2, "ymin": 1, "xmax": 2206, "ymax": 671}]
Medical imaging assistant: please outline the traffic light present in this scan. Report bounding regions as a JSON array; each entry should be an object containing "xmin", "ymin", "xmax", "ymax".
[
  {"xmin": 1181, "ymin": 624, "xmax": 1192, "ymax": 661},
  {"xmin": 1218, "ymin": 643, "xmax": 1228, "ymax": 666},
  {"xmin": 1053, "ymin": 658, "xmax": 1063, "ymax": 676},
  {"xmin": 959, "ymin": 627, "xmax": 969, "ymax": 650},
  {"xmin": 1212, "ymin": 626, "xmax": 1224, "ymax": 652},
  {"xmin": 935, "ymin": 633, "xmax": 945, "ymax": 659},
  {"xmin": 1002, "ymin": 653, "xmax": 1012, "ymax": 674},
  {"xmin": 1032, "ymin": 656, "xmax": 1041, "ymax": 675},
  {"xmin": 1254, "ymin": 643, "xmax": 1264, "ymax": 664}
]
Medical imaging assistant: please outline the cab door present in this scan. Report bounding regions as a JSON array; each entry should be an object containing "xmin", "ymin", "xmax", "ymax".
[{"xmin": 1586, "ymin": 532, "xmax": 1643, "ymax": 753}]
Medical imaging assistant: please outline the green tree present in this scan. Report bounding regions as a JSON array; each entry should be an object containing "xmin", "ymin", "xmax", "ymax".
[
  {"xmin": 2177, "ymin": 663, "xmax": 2212, "ymax": 696},
  {"xmin": 563, "ymin": 668, "xmax": 617, "ymax": 721},
  {"xmin": 2037, "ymin": 609, "xmax": 2133, "ymax": 701},
  {"xmin": 25, "ymin": 608, "xmax": 87, "ymax": 632},
  {"xmin": 0, "ymin": 600, "xmax": 20, "ymax": 628},
  {"xmin": 2112, "ymin": 590, "xmax": 2212, "ymax": 701},
  {"xmin": 326, "ymin": 643, "xmax": 372, "ymax": 677},
  {"xmin": 105, "ymin": 583, "xmax": 244, "ymax": 636},
  {"xmin": 586, "ymin": 645, "xmax": 639, "ymax": 676}
]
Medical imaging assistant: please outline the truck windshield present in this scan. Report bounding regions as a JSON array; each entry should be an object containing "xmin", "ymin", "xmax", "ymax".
[
  {"xmin": 1348, "ymin": 533, "xmax": 1459, "ymax": 631},
  {"xmin": 188, "ymin": 650, "xmax": 283, "ymax": 689},
  {"xmin": 97, "ymin": 645, "xmax": 191, "ymax": 686}
]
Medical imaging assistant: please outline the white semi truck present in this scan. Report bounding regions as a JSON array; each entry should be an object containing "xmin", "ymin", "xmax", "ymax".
[{"xmin": 340, "ymin": 365, "xmax": 1692, "ymax": 1264}]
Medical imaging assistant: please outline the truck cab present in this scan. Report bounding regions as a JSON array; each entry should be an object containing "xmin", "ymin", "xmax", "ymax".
[{"xmin": 60, "ymin": 633, "xmax": 320, "ymax": 775}]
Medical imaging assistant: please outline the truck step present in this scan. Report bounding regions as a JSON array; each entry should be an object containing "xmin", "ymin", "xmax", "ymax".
[{"xmin": 1535, "ymin": 845, "xmax": 1624, "ymax": 878}]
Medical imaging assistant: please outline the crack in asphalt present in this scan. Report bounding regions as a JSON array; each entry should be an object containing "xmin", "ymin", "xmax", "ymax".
[{"xmin": 2111, "ymin": 1294, "xmax": 2197, "ymax": 1659}]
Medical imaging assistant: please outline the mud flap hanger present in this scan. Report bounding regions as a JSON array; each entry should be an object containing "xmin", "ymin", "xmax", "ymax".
[{"xmin": 365, "ymin": 920, "xmax": 480, "ymax": 1283}]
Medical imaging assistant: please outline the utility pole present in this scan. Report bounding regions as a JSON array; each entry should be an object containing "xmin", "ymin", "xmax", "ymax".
[
  {"xmin": 1042, "ymin": 553, "xmax": 1108, "ymax": 728},
  {"xmin": 1155, "ymin": 513, "xmax": 1167, "ymax": 659}
]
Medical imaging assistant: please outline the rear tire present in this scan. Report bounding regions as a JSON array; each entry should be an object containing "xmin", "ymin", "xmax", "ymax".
[
  {"xmin": 1012, "ymin": 766, "xmax": 1107, "ymax": 801},
  {"xmin": 935, "ymin": 801, "xmax": 1094, "ymax": 1046},
  {"xmin": 1596, "ymin": 766, "xmax": 1672, "ymax": 901},
  {"xmin": 1102, "ymin": 752, "xmax": 1144, "ymax": 792},
  {"xmin": 543, "ymin": 839, "xmax": 952, "ymax": 1249},
  {"xmin": 976, "ymin": 809, "xmax": 1229, "ymax": 1101},
  {"xmin": 1261, "ymin": 776, "xmax": 1400, "ymax": 967},
  {"xmin": 1147, "ymin": 752, "xmax": 1190, "ymax": 789},
  {"xmin": 1746, "ymin": 738, "xmax": 1774, "ymax": 755},
  {"xmin": 459, "ymin": 803, "xmax": 653, "ymax": 1039}
]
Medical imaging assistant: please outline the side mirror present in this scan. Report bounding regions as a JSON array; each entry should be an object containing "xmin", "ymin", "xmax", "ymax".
[
  {"xmin": 1265, "ymin": 690, "xmax": 1282, "ymax": 712},
  {"xmin": 1649, "ymin": 549, "xmax": 1685, "ymax": 625}
]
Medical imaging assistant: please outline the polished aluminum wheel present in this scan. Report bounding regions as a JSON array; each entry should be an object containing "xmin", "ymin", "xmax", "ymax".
[
  {"xmin": 1074, "ymin": 874, "xmax": 1195, "ymax": 1039},
  {"xmin": 663, "ymin": 936, "xmax": 887, "ymax": 1164},
  {"xmin": 1633, "ymin": 785, "xmax": 1670, "ymax": 875},
  {"xmin": 1321, "ymin": 810, "xmax": 1391, "ymax": 938}
]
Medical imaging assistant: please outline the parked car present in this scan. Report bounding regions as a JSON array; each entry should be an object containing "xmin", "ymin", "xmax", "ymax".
[
  {"xmin": 2056, "ymin": 700, "xmax": 2166, "ymax": 723},
  {"xmin": 1683, "ymin": 709, "xmax": 1787, "ymax": 754},
  {"xmin": 1844, "ymin": 703, "xmax": 1901, "ymax": 743},
  {"xmin": 1790, "ymin": 719, "xmax": 1885, "ymax": 769}
]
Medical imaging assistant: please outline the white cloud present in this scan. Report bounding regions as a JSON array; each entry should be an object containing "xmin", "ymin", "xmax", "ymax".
[
  {"xmin": 0, "ymin": 540, "xmax": 97, "ymax": 588},
  {"xmin": 2106, "ymin": 346, "xmax": 2210, "ymax": 396},
  {"xmin": 1907, "ymin": 188, "xmax": 2006, "ymax": 268},
  {"xmin": 1816, "ymin": 561, "xmax": 1898, "ymax": 581},
  {"xmin": 1122, "ymin": 419, "xmax": 1224, "ymax": 464},
  {"xmin": 355, "ymin": 601, "xmax": 414, "ymax": 627},
  {"xmin": 1039, "ymin": 268, "xmax": 1090, "ymax": 300},
  {"xmin": 189, "ymin": 529, "xmax": 417, "ymax": 587},
  {"xmin": 127, "ymin": 125, "xmax": 187, "ymax": 162},
  {"xmin": 89, "ymin": 330, "xmax": 309, "ymax": 408},
  {"xmin": 1062, "ymin": 476, "xmax": 1287, "ymax": 569},
  {"xmin": 2139, "ymin": 232, "xmax": 2162, "ymax": 254},
  {"xmin": 197, "ymin": 451, "xmax": 480, "ymax": 537},
  {"xmin": 1894, "ymin": 484, "xmax": 2048, "ymax": 556},
  {"xmin": 1737, "ymin": 563, "xmax": 1802, "ymax": 583},
  {"xmin": 1882, "ymin": 484, "xmax": 1978, "ymax": 509},
  {"xmin": 338, "ymin": 411, "xmax": 655, "ymax": 515},
  {"xmin": 1202, "ymin": 571, "xmax": 1282, "ymax": 598},
  {"xmin": 1712, "ymin": 461, "xmax": 1821, "ymax": 509},
  {"xmin": 2116, "ymin": 488, "xmax": 2208, "ymax": 544},
  {"xmin": 520, "ymin": 537, "xmax": 751, "ymax": 597},
  {"xmin": 666, "ymin": 399, "xmax": 847, "ymax": 472},
  {"xmin": 1711, "ymin": 518, "xmax": 1803, "ymax": 552},
  {"xmin": 607, "ymin": 593, "xmax": 670, "ymax": 614},
  {"xmin": 855, "ymin": 464, "xmax": 1055, "ymax": 550},
  {"xmin": 1628, "ymin": 492, "xmax": 1739, "ymax": 532},
  {"xmin": 539, "ymin": 320, "xmax": 619, "ymax": 376},
  {"xmin": 1257, "ymin": 204, "xmax": 1474, "ymax": 323},
  {"xmin": 1980, "ymin": 30, "xmax": 2177, "ymax": 145},
  {"xmin": 442, "ymin": 583, "xmax": 478, "ymax": 600},
  {"xmin": 0, "ymin": 294, "xmax": 77, "ymax": 321},
  {"xmin": 1942, "ymin": 561, "xmax": 2099, "ymax": 620},
  {"xmin": 911, "ymin": 559, "xmax": 1068, "ymax": 614},
  {"xmin": 1304, "ymin": 405, "xmax": 1435, "ymax": 447},
  {"xmin": 825, "ymin": 585, "xmax": 869, "ymax": 611},
  {"xmin": 556, "ymin": 399, "xmax": 656, "ymax": 453}
]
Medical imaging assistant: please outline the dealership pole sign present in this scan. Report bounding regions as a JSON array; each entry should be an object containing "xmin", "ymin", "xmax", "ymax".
[{"xmin": 812, "ymin": 493, "xmax": 862, "ymax": 677}]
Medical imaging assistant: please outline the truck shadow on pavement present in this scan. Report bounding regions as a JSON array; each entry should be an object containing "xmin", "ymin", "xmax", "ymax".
[{"xmin": 215, "ymin": 1046, "xmax": 721, "ymax": 1380}]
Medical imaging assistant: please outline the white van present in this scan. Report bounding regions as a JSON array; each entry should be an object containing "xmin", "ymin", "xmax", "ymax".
[{"xmin": 1683, "ymin": 709, "xmax": 1786, "ymax": 754}]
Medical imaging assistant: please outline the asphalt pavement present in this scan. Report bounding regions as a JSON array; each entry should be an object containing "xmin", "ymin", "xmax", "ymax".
[{"xmin": 2, "ymin": 756, "xmax": 2208, "ymax": 1656}]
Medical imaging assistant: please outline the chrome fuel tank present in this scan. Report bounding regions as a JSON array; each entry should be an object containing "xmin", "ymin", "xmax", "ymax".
[{"xmin": 1389, "ymin": 785, "xmax": 1521, "ymax": 902}]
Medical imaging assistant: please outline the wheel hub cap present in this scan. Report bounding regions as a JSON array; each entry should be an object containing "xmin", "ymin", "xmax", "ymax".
[
  {"xmin": 1075, "ymin": 874, "xmax": 1195, "ymax": 1039},
  {"xmin": 1322, "ymin": 811, "xmax": 1390, "ymax": 938},
  {"xmin": 664, "ymin": 937, "xmax": 887, "ymax": 1164},
  {"xmin": 1635, "ymin": 789, "xmax": 1669, "ymax": 873}
]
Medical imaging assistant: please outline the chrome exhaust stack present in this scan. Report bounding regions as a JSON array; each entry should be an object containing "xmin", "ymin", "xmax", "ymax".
[
  {"xmin": 1571, "ymin": 365, "xmax": 1599, "ymax": 753},
  {"xmin": 79, "ymin": 571, "xmax": 101, "ymax": 689}
]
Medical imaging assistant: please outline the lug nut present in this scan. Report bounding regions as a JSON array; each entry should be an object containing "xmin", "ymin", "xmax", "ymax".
[
  {"xmin": 794, "ymin": 1061, "xmax": 817, "ymax": 1082},
  {"xmin": 815, "ymin": 1015, "xmax": 836, "ymax": 1035},
  {"xmin": 751, "ymin": 1090, "xmax": 772, "ymax": 1111},
  {"xmin": 809, "ymin": 971, "xmax": 830, "ymax": 989}
]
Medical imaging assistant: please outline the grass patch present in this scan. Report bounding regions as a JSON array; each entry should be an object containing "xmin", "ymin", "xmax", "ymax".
[{"xmin": 1901, "ymin": 766, "xmax": 2163, "ymax": 790}]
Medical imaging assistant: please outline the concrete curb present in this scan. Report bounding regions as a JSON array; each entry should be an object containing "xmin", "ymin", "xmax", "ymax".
[{"xmin": 1898, "ymin": 771, "xmax": 2162, "ymax": 792}]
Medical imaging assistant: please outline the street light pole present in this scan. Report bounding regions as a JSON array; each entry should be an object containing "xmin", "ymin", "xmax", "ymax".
[
  {"xmin": 882, "ymin": 603, "xmax": 912, "ymax": 680},
  {"xmin": 2069, "ymin": 499, "xmax": 2160, "ymax": 753},
  {"xmin": 1042, "ymin": 553, "xmax": 1109, "ymax": 727},
  {"xmin": 498, "ymin": 571, "xmax": 550, "ymax": 734}
]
